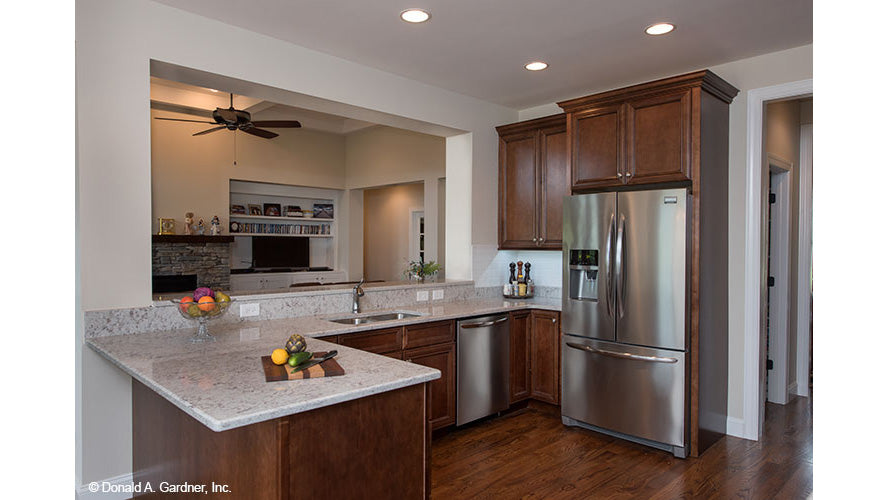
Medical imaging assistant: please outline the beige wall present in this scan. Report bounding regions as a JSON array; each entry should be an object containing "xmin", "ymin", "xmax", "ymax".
[
  {"xmin": 363, "ymin": 183, "xmax": 425, "ymax": 281},
  {"xmin": 345, "ymin": 126, "xmax": 446, "ymax": 279},
  {"xmin": 151, "ymin": 109, "xmax": 347, "ymax": 233},
  {"xmin": 765, "ymin": 99, "xmax": 803, "ymax": 388}
]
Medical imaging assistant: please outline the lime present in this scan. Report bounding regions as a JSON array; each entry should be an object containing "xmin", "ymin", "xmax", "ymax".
[{"xmin": 288, "ymin": 352, "xmax": 312, "ymax": 367}]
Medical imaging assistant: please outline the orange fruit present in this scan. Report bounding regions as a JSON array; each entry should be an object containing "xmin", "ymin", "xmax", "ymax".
[
  {"xmin": 271, "ymin": 348, "xmax": 289, "ymax": 365},
  {"xmin": 179, "ymin": 296, "xmax": 194, "ymax": 311},
  {"xmin": 198, "ymin": 296, "xmax": 215, "ymax": 312}
]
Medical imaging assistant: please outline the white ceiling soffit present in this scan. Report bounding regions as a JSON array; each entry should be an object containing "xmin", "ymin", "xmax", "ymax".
[
  {"xmin": 150, "ymin": 60, "xmax": 466, "ymax": 137},
  {"xmin": 152, "ymin": 0, "xmax": 813, "ymax": 109},
  {"xmin": 151, "ymin": 78, "xmax": 379, "ymax": 135}
]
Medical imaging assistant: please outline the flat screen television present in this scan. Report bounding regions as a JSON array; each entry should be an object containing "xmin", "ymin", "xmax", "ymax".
[{"xmin": 251, "ymin": 236, "xmax": 310, "ymax": 269}]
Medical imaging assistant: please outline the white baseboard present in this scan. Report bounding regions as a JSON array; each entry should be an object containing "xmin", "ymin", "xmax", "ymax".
[
  {"xmin": 76, "ymin": 473, "xmax": 134, "ymax": 500},
  {"xmin": 726, "ymin": 417, "xmax": 746, "ymax": 438}
]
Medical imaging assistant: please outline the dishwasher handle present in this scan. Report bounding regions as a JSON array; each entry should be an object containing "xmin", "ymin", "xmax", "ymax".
[{"xmin": 460, "ymin": 316, "xmax": 509, "ymax": 329}]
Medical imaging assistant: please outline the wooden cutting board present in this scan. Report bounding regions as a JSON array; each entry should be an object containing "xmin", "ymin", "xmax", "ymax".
[{"xmin": 261, "ymin": 351, "xmax": 345, "ymax": 381}]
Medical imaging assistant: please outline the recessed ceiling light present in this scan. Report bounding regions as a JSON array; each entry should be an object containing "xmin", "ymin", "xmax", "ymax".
[
  {"xmin": 645, "ymin": 23, "xmax": 675, "ymax": 35},
  {"xmin": 209, "ymin": 89, "xmax": 219, "ymax": 93},
  {"xmin": 400, "ymin": 9, "xmax": 430, "ymax": 23},
  {"xmin": 524, "ymin": 61, "xmax": 549, "ymax": 71}
]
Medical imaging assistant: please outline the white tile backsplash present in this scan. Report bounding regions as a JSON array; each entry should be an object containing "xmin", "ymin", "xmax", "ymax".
[{"xmin": 473, "ymin": 244, "xmax": 563, "ymax": 288}]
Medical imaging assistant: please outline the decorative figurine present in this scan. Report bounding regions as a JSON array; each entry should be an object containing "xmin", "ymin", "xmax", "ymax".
[
  {"xmin": 210, "ymin": 216, "xmax": 221, "ymax": 236},
  {"xmin": 197, "ymin": 218, "xmax": 205, "ymax": 235},
  {"xmin": 184, "ymin": 212, "xmax": 194, "ymax": 235}
]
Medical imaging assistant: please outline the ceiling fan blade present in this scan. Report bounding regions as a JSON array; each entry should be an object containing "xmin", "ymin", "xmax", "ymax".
[
  {"xmin": 193, "ymin": 126, "xmax": 227, "ymax": 136},
  {"xmin": 251, "ymin": 120, "xmax": 302, "ymax": 128},
  {"xmin": 155, "ymin": 117, "xmax": 217, "ymax": 124},
  {"xmin": 242, "ymin": 127, "xmax": 278, "ymax": 139}
]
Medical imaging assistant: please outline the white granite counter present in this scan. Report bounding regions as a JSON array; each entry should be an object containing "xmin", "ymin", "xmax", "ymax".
[{"xmin": 86, "ymin": 297, "xmax": 560, "ymax": 432}]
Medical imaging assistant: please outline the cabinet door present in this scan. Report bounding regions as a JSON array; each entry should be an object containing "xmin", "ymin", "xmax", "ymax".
[
  {"xmin": 625, "ymin": 89, "xmax": 692, "ymax": 185},
  {"xmin": 405, "ymin": 343, "xmax": 456, "ymax": 430},
  {"xmin": 538, "ymin": 125, "xmax": 569, "ymax": 249},
  {"xmin": 570, "ymin": 104, "xmax": 624, "ymax": 191},
  {"xmin": 509, "ymin": 311, "xmax": 531, "ymax": 403},
  {"xmin": 530, "ymin": 311, "xmax": 560, "ymax": 404},
  {"xmin": 499, "ymin": 131, "xmax": 539, "ymax": 248}
]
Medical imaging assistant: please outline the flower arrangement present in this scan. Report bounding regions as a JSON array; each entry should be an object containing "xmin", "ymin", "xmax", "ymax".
[{"xmin": 404, "ymin": 259, "xmax": 441, "ymax": 282}]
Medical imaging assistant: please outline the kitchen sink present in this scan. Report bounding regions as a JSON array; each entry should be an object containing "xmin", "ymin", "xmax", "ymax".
[
  {"xmin": 328, "ymin": 317, "xmax": 375, "ymax": 325},
  {"xmin": 326, "ymin": 311, "xmax": 422, "ymax": 325}
]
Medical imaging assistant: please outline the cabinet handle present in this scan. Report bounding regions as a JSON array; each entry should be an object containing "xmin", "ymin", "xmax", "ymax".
[
  {"xmin": 551, "ymin": 318, "xmax": 556, "ymax": 323},
  {"xmin": 625, "ymin": 171, "xmax": 632, "ymax": 177},
  {"xmin": 616, "ymin": 172, "xmax": 623, "ymax": 178},
  {"xmin": 532, "ymin": 237, "xmax": 537, "ymax": 242}
]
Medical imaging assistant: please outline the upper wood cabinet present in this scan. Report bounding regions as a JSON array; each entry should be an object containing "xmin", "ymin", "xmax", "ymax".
[
  {"xmin": 497, "ymin": 114, "xmax": 568, "ymax": 250},
  {"xmin": 559, "ymin": 71, "xmax": 738, "ymax": 192}
]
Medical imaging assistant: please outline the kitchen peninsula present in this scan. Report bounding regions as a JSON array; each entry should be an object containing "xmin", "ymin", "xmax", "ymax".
[{"xmin": 87, "ymin": 293, "xmax": 561, "ymax": 499}]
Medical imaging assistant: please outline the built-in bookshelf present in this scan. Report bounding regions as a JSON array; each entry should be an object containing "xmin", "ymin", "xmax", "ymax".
[{"xmin": 228, "ymin": 180, "xmax": 341, "ymax": 271}]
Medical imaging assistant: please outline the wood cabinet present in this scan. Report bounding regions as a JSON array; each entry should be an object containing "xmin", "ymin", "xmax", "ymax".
[
  {"xmin": 496, "ymin": 114, "xmax": 568, "ymax": 250},
  {"xmin": 509, "ymin": 310, "xmax": 560, "ymax": 405},
  {"xmin": 559, "ymin": 70, "xmax": 739, "ymax": 457},
  {"xmin": 405, "ymin": 343, "xmax": 456, "ymax": 430},
  {"xmin": 509, "ymin": 311, "xmax": 531, "ymax": 403},
  {"xmin": 560, "ymin": 71, "xmax": 735, "ymax": 192},
  {"xmin": 530, "ymin": 310, "xmax": 560, "ymax": 405},
  {"xmin": 337, "ymin": 320, "xmax": 456, "ymax": 430}
]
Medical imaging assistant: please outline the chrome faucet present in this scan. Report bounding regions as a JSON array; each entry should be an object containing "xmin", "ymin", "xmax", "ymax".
[{"xmin": 352, "ymin": 278, "xmax": 365, "ymax": 314}]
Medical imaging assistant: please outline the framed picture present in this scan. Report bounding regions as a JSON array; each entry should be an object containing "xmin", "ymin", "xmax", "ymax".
[
  {"xmin": 263, "ymin": 203, "xmax": 282, "ymax": 217},
  {"xmin": 313, "ymin": 203, "xmax": 334, "ymax": 219},
  {"xmin": 248, "ymin": 204, "xmax": 262, "ymax": 216},
  {"xmin": 230, "ymin": 204, "xmax": 246, "ymax": 215},
  {"xmin": 158, "ymin": 218, "xmax": 176, "ymax": 235},
  {"xmin": 285, "ymin": 205, "xmax": 303, "ymax": 217}
]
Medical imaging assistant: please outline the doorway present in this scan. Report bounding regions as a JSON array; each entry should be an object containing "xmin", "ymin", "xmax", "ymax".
[{"xmin": 741, "ymin": 79, "xmax": 813, "ymax": 441}]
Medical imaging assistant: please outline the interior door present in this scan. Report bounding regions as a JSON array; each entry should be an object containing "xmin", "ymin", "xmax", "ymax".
[{"xmin": 615, "ymin": 189, "xmax": 687, "ymax": 350}]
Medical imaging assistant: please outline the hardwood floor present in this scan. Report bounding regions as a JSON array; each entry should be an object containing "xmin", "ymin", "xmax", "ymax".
[{"xmin": 431, "ymin": 397, "xmax": 812, "ymax": 499}]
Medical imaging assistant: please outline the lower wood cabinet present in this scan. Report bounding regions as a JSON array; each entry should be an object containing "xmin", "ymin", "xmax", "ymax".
[
  {"xmin": 404, "ymin": 343, "xmax": 456, "ymax": 430},
  {"xmin": 530, "ymin": 310, "xmax": 561, "ymax": 405},
  {"xmin": 509, "ymin": 311, "xmax": 531, "ymax": 403},
  {"xmin": 335, "ymin": 320, "xmax": 456, "ymax": 430},
  {"xmin": 510, "ymin": 309, "xmax": 561, "ymax": 405}
]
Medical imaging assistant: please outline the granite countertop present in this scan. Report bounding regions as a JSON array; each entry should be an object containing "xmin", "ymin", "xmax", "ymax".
[{"xmin": 86, "ymin": 297, "xmax": 561, "ymax": 432}]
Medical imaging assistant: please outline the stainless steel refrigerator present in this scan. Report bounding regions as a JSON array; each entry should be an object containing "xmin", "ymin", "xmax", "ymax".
[{"xmin": 561, "ymin": 188, "xmax": 689, "ymax": 457}]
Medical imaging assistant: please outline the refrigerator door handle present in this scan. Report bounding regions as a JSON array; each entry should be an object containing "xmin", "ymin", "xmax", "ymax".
[
  {"xmin": 565, "ymin": 342, "xmax": 678, "ymax": 364},
  {"xmin": 615, "ymin": 214, "xmax": 627, "ymax": 318},
  {"xmin": 604, "ymin": 212, "xmax": 615, "ymax": 318}
]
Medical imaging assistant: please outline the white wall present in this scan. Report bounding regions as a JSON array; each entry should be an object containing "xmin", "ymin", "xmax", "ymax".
[
  {"xmin": 515, "ymin": 44, "xmax": 813, "ymax": 427},
  {"xmin": 76, "ymin": 0, "xmax": 514, "ymax": 486}
]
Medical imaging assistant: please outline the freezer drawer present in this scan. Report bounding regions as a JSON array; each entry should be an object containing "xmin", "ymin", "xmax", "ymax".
[{"xmin": 561, "ymin": 335, "xmax": 685, "ymax": 447}]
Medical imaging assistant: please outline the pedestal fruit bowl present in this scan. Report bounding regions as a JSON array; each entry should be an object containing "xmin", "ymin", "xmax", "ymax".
[{"xmin": 171, "ymin": 288, "xmax": 234, "ymax": 343}]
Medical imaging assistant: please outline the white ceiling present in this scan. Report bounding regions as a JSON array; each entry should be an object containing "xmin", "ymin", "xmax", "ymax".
[{"xmin": 152, "ymin": 0, "xmax": 812, "ymax": 109}]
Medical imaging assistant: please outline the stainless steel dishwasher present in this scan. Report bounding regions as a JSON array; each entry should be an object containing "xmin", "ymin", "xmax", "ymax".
[{"xmin": 456, "ymin": 314, "xmax": 510, "ymax": 425}]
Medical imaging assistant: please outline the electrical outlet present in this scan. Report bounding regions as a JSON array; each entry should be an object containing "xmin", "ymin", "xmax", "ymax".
[
  {"xmin": 239, "ymin": 327, "xmax": 260, "ymax": 341},
  {"xmin": 416, "ymin": 290, "xmax": 429, "ymax": 302},
  {"xmin": 432, "ymin": 289, "xmax": 444, "ymax": 300},
  {"xmin": 240, "ymin": 302, "xmax": 260, "ymax": 318}
]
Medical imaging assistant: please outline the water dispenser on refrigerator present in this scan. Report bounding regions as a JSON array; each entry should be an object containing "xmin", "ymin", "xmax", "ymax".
[{"xmin": 568, "ymin": 249, "xmax": 599, "ymax": 301}]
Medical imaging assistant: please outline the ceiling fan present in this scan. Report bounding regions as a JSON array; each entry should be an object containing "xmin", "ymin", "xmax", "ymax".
[{"xmin": 154, "ymin": 93, "xmax": 301, "ymax": 139}]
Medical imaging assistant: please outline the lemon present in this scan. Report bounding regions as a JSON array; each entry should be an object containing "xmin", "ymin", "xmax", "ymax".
[{"xmin": 271, "ymin": 348, "xmax": 289, "ymax": 365}]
